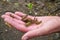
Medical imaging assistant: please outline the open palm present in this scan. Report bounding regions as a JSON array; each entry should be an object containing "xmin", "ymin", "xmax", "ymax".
[{"xmin": 1, "ymin": 12, "xmax": 60, "ymax": 40}]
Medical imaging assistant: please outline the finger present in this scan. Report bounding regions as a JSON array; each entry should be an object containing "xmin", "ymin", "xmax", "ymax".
[
  {"xmin": 4, "ymin": 17, "xmax": 28, "ymax": 32},
  {"xmin": 5, "ymin": 12, "xmax": 13, "ymax": 16},
  {"xmin": 21, "ymin": 19, "xmax": 59, "ymax": 40},
  {"xmin": 1, "ymin": 12, "xmax": 13, "ymax": 18},
  {"xmin": 1, "ymin": 15, "xmax": 10, "ymax": 19},
  {"xmin": 5, "ymin": 12, "xmax": 22, "ymax": 20},
  {"xmin": 1, "ymin": 12, "xmax": 14, "ymax": 19},
  {"xmin": 9, "ymin": 13, "xmax": 22, "ymax": 20},
  {"xmin": 13, "ymin": 18, "xmax": 25, "ymax": 25},
  {"xmin": 15, "ymin": 11, "xmax": 34, "ymax": 20},
  {"xmin": 15, "ymin": 11, "xmax": 26, "ymax": 17},
  {"xmin": 1, "ymin": 15, "xmax": 6, "ymax": 19}
]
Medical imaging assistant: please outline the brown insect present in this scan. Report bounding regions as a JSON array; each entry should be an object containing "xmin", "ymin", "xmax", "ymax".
[
  {"xmin": 21, "ymin": 15, "xmax": 42, "ymax": 26},
  {"xmin": 5, "ymin": 22, "xmax": 12, "ymax": 28}
]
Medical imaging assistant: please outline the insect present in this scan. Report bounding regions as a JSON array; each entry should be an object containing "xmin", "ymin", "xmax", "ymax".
[
  {"xmin": 5, "ymin": 22, "xmax": 12, "ymax": 28},
  {"xmin": 21, "ymin": 15, "xmax": 42, "ymax": 26}
]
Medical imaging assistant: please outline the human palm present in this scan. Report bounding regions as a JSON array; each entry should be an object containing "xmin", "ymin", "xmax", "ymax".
[{"xmin": 1, "ymin": 12, "xmax": 60, "ymax": 40}]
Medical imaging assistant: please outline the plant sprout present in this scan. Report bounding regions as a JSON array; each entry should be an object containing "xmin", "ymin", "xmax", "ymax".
[{"xmin": 27, "ymin": 3, "xmax": 33, "ymax": 10}]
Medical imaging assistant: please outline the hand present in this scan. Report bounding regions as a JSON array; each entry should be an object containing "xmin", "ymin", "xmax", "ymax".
[{"xmin": 1, "ymin": 12, "xmax": 60, "ymax": 40}]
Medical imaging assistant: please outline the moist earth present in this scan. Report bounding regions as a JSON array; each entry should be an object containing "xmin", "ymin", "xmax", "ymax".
[{"xmin": 0, "ymin": 0, "xmax": 60, "ymax": 40}]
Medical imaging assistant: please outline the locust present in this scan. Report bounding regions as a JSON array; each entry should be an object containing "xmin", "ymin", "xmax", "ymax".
[{"xmin": 21, "ymin": 15, "xmax": 42, "ymax": 26}]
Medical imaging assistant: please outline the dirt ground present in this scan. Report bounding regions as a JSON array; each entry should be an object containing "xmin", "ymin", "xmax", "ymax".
[{"xmin": 0, "ymin": 0, "xmax": 60, "ymax": 40}]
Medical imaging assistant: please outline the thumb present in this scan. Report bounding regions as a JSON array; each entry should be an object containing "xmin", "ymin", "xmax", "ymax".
[{"xmin": 21, "ymin": 27, "xmax": 48, "ymax": 40}]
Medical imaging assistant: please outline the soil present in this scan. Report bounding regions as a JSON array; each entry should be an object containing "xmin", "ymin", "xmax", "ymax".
[{"xmin": 0, "ymin": 0, "xmax": 60, "ymax": 40}]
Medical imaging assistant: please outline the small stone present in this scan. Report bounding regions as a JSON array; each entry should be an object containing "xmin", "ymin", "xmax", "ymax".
[
  {"xmin": 35, "ymin": 12, "xmax": 38, "ymax": 15},
  {"xmin": 5, "ymin": 29, "xmax": 8, "ymax": 32}
]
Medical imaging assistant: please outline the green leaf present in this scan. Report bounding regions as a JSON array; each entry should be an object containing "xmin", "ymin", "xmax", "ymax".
[{"xmin": 27, "ymin": 3, "xmax": 33, "ymax": 10}]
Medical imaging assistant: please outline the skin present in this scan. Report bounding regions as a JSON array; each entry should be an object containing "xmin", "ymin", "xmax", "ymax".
[{"xmin": 1, "ymin": 12, "xmax": 60, "ymax": 40}]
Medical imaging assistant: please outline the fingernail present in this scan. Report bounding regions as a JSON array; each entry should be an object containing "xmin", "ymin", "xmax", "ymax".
[
  {"xmin": 22, "ymin": 37, "xmax": 28, "ymax": 40},
  {"xmin": 15, "ymin": 12, "xmax": 19, "ymax": 14},
  {"xmin": 1, "ymin": 15, "xmax": 5, "ymax": 18},
  {"xmin": 4, "ymin": 18, "xmax": 7, "ymax": 21}
]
